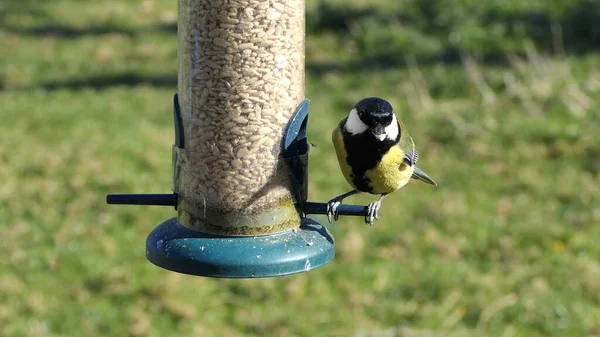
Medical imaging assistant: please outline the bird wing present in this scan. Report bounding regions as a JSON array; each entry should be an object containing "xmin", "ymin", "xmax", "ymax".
[
  {"xmin": 397, "ymin": 120, "xmax": 436, "ymax": 186},
  {"xmin": 398, "ymin": 120, "xmax": 418, "ymax": 166}
]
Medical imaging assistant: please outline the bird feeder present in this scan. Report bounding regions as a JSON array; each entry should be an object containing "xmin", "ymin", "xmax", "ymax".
[{"xmin": 107, "ymin": 0, "xmax": 370, "ymax": 278}]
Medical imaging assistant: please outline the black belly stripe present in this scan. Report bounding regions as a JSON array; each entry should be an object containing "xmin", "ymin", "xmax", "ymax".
[{"xmin": 341, "ymin": 121, "xmax": 399, "ymax": 193}]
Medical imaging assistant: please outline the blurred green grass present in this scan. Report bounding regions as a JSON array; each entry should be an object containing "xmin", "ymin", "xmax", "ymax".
[{"xmin": 1, "ymin": 0, "xmax": 600, "ymax": 336}]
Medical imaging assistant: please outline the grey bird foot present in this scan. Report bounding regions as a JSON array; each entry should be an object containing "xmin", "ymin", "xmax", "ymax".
[
  {"xmin": 365, "ymin": 200, "xmax": 383, "ymax": 225},
  {"xmin": 326, "ymin": 197, "xmax": 344, "ymax": 223}
]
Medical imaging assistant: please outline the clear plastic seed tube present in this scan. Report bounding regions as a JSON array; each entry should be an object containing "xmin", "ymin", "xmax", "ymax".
[{"xmin": 175, "ymin": 0, "xmax": 305, "ymax": 235}]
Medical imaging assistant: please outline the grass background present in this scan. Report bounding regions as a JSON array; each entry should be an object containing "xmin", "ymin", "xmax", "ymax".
[{"xmin": 1, "ymin": 0, "xmax": 600, "ymax": 336}]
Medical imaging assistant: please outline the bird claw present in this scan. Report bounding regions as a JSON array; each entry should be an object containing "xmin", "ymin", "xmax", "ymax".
[
  {"xmin": 326, "ymin": 198, "xmax": 342, "ymax": 223},
  {"xmin": 365, "ymin": 200, "xmax": 382, "ymax": 225}
]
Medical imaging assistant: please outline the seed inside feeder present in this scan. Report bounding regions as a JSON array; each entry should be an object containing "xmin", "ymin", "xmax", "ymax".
[{"xmin": 176, "ymin": 0, "xmax": 305, "ymax": 234}]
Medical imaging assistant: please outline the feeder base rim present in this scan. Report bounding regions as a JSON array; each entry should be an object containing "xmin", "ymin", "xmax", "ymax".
[{"xmin": 146, "ymin": 217, "xmax": 335, "ymax": 278}]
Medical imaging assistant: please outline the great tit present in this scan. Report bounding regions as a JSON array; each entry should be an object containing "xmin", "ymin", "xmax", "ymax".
[{"xmin": 327, "ymin": 97, "xmax": 437, "ymax": 225}]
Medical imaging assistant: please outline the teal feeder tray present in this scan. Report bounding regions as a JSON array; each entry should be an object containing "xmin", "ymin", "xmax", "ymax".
[
  {"xmin": 145, "ymin": 218, "xmax": 333, "ymax": 278},
  {"xmin": 107, "ymin": 94, "xmax": 370, "ymax": 278}
]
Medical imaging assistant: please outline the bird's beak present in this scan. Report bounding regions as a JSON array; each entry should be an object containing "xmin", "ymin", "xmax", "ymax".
[{"xmin": 372, "ymin": 125, "xmax": 386, "ymax": 141}]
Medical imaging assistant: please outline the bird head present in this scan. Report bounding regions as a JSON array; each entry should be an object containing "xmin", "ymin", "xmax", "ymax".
[{"xmin": 345, "ymin": 97, "xmax": 399, "ymax": 141}]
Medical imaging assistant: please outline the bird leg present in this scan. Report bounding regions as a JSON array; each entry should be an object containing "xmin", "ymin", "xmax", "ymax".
[
  {"xmin": 366, "ymin": 194, "xmax": 388, "ymax": 225},
  {"xmin": 326, "ymin": 190, "xmax": 359, "ymax": 223}
]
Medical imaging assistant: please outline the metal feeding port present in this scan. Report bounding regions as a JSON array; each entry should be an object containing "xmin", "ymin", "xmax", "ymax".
[{"xmin": 106, "ymin": 0, "xmax": 370, "ymax": 278}]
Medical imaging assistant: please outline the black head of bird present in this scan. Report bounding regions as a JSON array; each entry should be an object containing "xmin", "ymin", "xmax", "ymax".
[{"xmin": 348, "ymin": 97, "xmax": 397, "ymax": 141}]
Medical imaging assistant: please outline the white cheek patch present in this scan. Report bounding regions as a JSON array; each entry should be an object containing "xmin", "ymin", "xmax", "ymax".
[
  {"xmin": 385, "ymin": 114, "xmax": 399, "ymax": 140},
  {"xmin": 345, "ymin": 108, "xmax": 368, "ymax": 135}
]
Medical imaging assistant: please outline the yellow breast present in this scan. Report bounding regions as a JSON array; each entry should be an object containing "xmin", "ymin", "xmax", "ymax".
[
  {"xmin": 365, "ymin": 145, "xmax": 414, "ymax": 194},
  {"xmin": 332, "ymin": 127, "xmax": 414, "ymax": 194}
]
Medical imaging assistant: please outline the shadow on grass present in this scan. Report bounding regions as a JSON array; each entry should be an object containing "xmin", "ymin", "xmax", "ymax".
[
  {"xmin": 2, "ymin": 22, "xmax": 179, "ymax": 38},
  {"xmin": 37, "ymin": 72, "xmax": 177, "ymax": 91},
  {"xmin": 4, "ymin": 0, "xmax": 599, "ymax": 79},
  {"xmin": 306, "ymin": 0, "xmax": 600, "ymax": 73},
  {"xmin": 306, "ymin": 49, "xmax": 511, "ymax": 75},
  {"xmin": 3, "ymin": 24, "xmax": 137, "ymax": 38},
  {"xmin": 153, "ymin": 22, "xmax": 177, "ymax": 34}
]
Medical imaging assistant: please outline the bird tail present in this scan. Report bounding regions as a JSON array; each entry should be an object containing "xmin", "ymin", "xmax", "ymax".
[{"xmin": 412, "ymin": 166, "xmax": 437, "ymax": 186}]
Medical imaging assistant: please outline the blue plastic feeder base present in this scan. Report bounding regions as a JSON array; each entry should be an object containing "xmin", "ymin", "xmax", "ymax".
[{"xmin": 146, "ymin": 217, "xmax": 335, "ymax": 278}]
